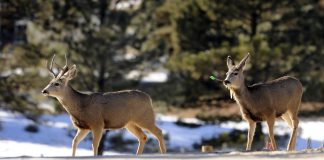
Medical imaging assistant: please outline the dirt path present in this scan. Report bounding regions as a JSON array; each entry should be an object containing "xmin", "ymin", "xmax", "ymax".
[
  {"xmin": 2, "ymin": 149, "xmax": 324, "ymax": 160},
  {"xmin": 165, "ymin": 102, "xmax": 324, "ymax": 120}
]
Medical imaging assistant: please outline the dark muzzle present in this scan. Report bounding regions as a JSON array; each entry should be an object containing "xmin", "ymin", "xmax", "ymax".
[
  {"xmin": 223, "ymin": 80, "xmax": 230, "ymax": 85},
  {"xmin": 42, "ymin": 90, "xmax": 49, "ymax": 95}
]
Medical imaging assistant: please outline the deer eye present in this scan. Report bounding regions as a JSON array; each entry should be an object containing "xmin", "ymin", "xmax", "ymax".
[
  {"xmin": 54, "ymin": 82, "xmax": 60, "ymax": 86},
  {"xmin": 233, "ymin": 73, "xmax": 238, "ymax": 76}
]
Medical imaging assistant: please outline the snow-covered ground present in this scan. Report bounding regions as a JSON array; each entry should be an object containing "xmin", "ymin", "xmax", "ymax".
[
  {"xmin": 0, "ymin": 110, "xmax": 323, "ymax": 158},
  {"xmin": 221, "ymin": 120, "xmax": 324, "ymax": 150}
]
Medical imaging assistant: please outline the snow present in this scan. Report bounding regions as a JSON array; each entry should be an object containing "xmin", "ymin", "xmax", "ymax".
[
  {"xmin": 125, "ymin": 70, "xmax": 169, "ymax": 83},
  {"xmin": 155, "ymin": 115, "xmax": 230, "ymax": 149},
  {"xmin": 141, "ymin": 71, "xmax": 168, "ymax": 83},
  {"xmin": 125, "ymin": 70, "xmax": 141, "ymax": 80},
  {"xmin": 0, "ymin": 110, "xmax": 118, "ymax": 157},
  {"xmin": 0, "ymin": 141, "xmax": 93, "ymax": 157},
  {"xmin": 1, "ymin": 110, "xmax": 324, "ymax": 158},
  {"xmin": 220, "ymin": 120, "xmax": 324, "ymax": 150}
]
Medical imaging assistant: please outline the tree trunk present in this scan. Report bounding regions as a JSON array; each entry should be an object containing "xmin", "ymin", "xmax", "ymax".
[
  {"xmin": 97, "ymin": 60, "xmax": 108, "ymax": 155},
  {"xmin": 253, "ymin": 122, "xmax": 264, "ymax": 150},
  {"xmin": 98, "ymin": 131, "xmax": 108, "ymax": 155},
  {"xmin": 97, "ymin": 53, "xmax": 109, "ymax": 155},
  {"xmin": 250, "ymin": 10, "xmax": 258, "ymax": 38},
  {"xmin": 97, "ymin": 0, "xmax": 108, "ymax": 156},
  {"xmin": 249, "ymin": 3, "xmax": 264, "ymax": 151}
]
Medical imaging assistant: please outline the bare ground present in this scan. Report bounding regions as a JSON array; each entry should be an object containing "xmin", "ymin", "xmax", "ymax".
[
  {"xmin": 2, "ymin": 149, "xmax": 324, "ymax": 160},
  {"xmin": 165, "ymin": 102, "xmax": 324, "ymax": 120}
]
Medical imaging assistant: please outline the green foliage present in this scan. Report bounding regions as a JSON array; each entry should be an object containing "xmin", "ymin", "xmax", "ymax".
[
  {"xmin": 134, "ymin": 0, "xmax": 324, "ymax": 103},
  {"xmin": 1, "ymin": 0, "xmax": 324, "ymax": 116},
  {"xmin": 0, "ymin": 0, "xmax": 143, "ymax": 114}
]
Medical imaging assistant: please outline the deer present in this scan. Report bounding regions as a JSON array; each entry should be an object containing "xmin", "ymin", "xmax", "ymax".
[
  {"xmin": 41, "ymin": 54, "xmax": 166, "ymax": 156},
  {"xmin": 223, "ymin": 53, "xmax": 302, "ymax": 151}
]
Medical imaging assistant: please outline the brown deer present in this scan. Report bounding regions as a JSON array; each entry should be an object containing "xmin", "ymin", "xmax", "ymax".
[
  {"xmin": 223, "ymin": 53, "xmax": 302, "ymax": 151},
  {"xmin": 42, "ymin": 54, "xmax": 166, "ymax": 156}
]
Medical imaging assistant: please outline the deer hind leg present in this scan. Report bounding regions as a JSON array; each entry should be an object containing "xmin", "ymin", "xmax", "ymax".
[
  {"xmin": 91, "ymin": 127, "xmax": 104, "ymax": 156},
  {"xmin": 281, "ymin": 113, "xmax": 293, "ymax": 129},
  {"xmin": 287, "ymin": 113, "xmax": 299, "ymax": 151},
  {"xmin": 72, "ymin": 129, "xmax": 90, "ymax": 156},
  {"xmin": 137, "ymin": 122, "xmax": 166, "ymax": 154},
  {"xmin": 246, "ymin": 120, "xmax": 256, "ymax": 151},
  {"xmin": 146, "ymin": 125, "xmax": 166, "ymax": 154},
  {"xmin": 126, "ymin": 123, "xmax": 147, "ymax": 155},
  {"xmin": 266, "ymin": 117, "xmax": 278, "ymax": 150}
]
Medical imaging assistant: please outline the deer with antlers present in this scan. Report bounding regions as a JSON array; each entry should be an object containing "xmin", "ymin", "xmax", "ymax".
[
  {"xmin": 223, "ymin": 53, "xmax": 302, "ymax": 151},
  {"xmin": 42, "ymin": 54, "xmax": 166, "ymax": 156}
]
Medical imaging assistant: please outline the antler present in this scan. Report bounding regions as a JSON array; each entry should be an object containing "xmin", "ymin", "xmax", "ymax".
[
  {"xmin": 46, "ymin": 54, "xmax": 57, "ymax": 77},
  {"xmin": 64, "ymin": 53, "xmax": 69, "ymax": 68},
  {"xmin": 46, "ymin": 52, "xmax": 71, "ymax": 78},
  {"xmin": 56, "ymin": 53, "xmax": 70, "ymax": 78}
]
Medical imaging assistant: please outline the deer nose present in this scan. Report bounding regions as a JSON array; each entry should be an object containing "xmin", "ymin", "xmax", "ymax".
[
  {"xmin": 42, "ymin": 90, "xmax": 49, "ymax": 95},
  {"xmin": 223, "ymin": 80, "xmax": 230, "ymax": 85}
]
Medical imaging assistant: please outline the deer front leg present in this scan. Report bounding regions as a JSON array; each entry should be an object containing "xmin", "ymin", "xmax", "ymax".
[
  {"xmin": 91, "ymin": 127, "xmax": 104, "ymax": 156},
  {"xmin": 246, "ymin": 120, "xmax": 256, "ymax": 151},
  {"xmin": 266, "ymin": 117, "xmax": 277, "ymax": 150},
  {"xmin": 72, "ymin": 129, "xmax": 90, "ymax": 156}
]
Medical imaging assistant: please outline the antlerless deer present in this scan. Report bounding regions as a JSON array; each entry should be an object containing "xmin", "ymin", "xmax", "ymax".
[
  {"xmin": 42, "ymin": 54, "xmax": 166, "ymax": 156},
  {"xmin": 223, "ymin": 53, "xmax": 302, "ymax": 151}
]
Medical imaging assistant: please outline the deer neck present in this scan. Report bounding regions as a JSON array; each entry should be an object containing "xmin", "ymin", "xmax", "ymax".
[
  {"xmin": 230, "ymin": 81, "xmax": 251, "ymax": 107},
  {"xmin": 57, "ymin": 85, "xmax": 86, "ymax": 115}
]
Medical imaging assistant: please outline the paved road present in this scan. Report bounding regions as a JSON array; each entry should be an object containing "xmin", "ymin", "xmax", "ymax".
[{"xmin": 1, "ymin": 150, "xmax": 324, "ymax": 160}]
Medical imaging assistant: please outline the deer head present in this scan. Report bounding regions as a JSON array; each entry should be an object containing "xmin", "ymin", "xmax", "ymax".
[
  {"xmin": 42, "ymin": 54, "xmax": 77, "ymax": 98},
  {"xmin": 223, "ymin": 53, "xmax": 250, "ymax": 90}
]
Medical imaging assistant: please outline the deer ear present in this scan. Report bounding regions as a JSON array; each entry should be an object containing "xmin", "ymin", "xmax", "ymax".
[
  {"xmin": 227, "ymin": 56, "xmax": 235, "ymax": 69},
  {"xmin": 237, "ymin": 53, "xmax": 250, "ymax": 70},
  {"xmin": 63, "ymin": 64, "xmax": 77, "ymax": 80}
]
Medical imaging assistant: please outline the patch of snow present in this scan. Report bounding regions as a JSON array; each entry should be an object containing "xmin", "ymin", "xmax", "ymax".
[
  {"xmin": 38, "ymin": 101, "xmax": 55, "ymax": 113},
  {"xmin": 156, "ymin": 114, "xmax": 204, "ymax": 124},
  {"xmin": 0, "ymin": 140, "xmax": 93, "ymax": 157},
  {"xmin": 141, "ymin": 71, "xmax": 168, "ymax": 83},
  {"xmin": 298, "ymin": 121, "xmax": 324, "ymax": 141},
  {"xmin": 1, "ymin": 110, "xmax": 324, "ymax": 158},
  {"xmin": 126, "ymin": 70, "xmax": 141, "ymax": 80},
  {"xmin": 116, "ymin": 0, "xmax": 142, "ymax": 10},
  {"xmin": 220, "ymin": 119, "xmax": 324, "ymax": 150},
  {"xmin": 158, "ymin": 119, "xmax": 230, "ymax": 149},
  {"xmin": 156, "ymin": 114, "xmax": 178, "ymax": 122},
  {"xmin": 0, "ymin": 68, "xmax": 24, "ymax": 77},
  {"xmin": 0, "ymin": 110, "xmax": 122, "ymax": 157},
  {"xmin": 220, "ymin": 121, "xmax": 249, "ymax": 130}
]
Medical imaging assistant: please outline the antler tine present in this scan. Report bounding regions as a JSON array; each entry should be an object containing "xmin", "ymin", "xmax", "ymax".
[
  {"xmin": 62, "ymin": 52, "xmax": 70, "ymax": 69},
  {"xmin": 65, "ymin": 53, "xmax": 68, "ymax": 67},
  {"xmin": 55, "ymin": 53, "xmax": 70, "ymax": 78},
  {"xmin": 54, "ymin": 62, "xmax": 63, "ymax": 70},
  {"xmin": 46, "ymin": 54, "xmax": 57, "ymax": 77}
]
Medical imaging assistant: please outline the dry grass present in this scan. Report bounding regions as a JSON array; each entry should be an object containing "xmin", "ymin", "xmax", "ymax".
[{"xmin": 165, "ymin": 102, "xmax": 324, "ymax": 121}]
